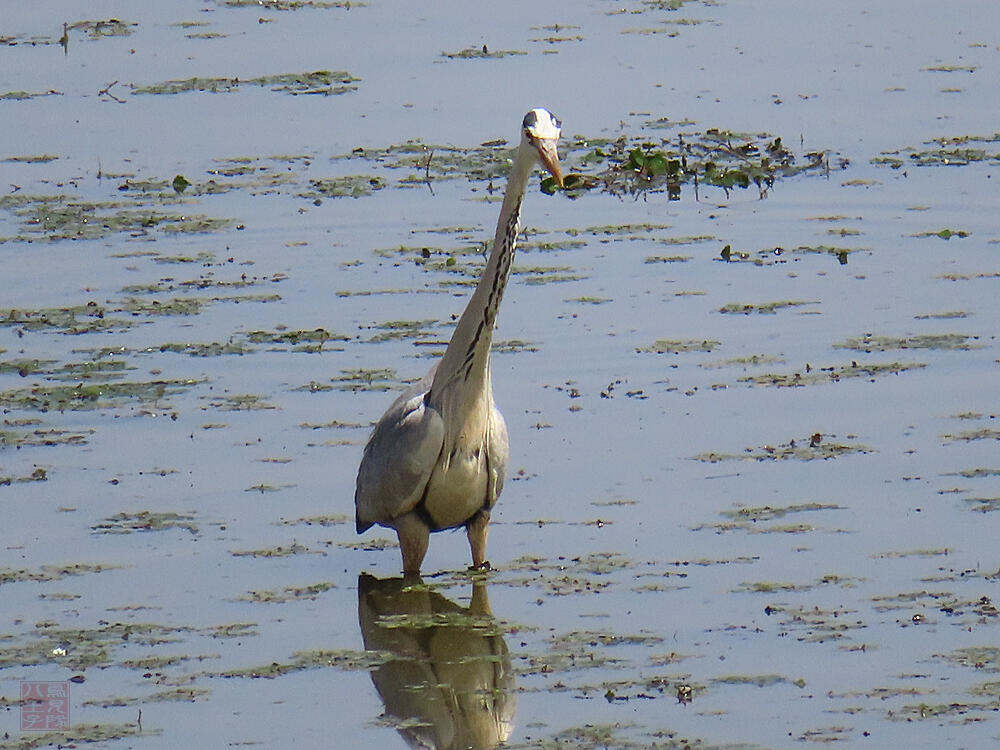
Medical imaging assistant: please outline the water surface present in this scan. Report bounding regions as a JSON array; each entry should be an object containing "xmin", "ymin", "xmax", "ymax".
[{"xmin": 2, "ymin": 1, "xmax": 998, "ymax": 748}]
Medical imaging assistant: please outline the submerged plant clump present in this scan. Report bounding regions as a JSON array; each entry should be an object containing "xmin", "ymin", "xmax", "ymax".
[
  {"xmin": 329, "ymin": 125, "xmax": 834, "ymax": 202},
  {"xmin": 551, "ymin": 129, "xmax": 834, "ymax": 200}
]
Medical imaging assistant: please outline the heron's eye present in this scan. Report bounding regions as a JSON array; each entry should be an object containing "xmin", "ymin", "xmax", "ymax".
[
  {"xmin": 551, "ymin": 115, "xmax": 561, "ymax": 130},
  {"xmin": 522, "ymin": 111, "xmax": 538, "ymax": 130}
]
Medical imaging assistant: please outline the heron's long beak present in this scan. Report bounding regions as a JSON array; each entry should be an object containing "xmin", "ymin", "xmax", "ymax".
[{"xmin": 535, "ymin": 138, "xmax": 563, "ymax": 188}]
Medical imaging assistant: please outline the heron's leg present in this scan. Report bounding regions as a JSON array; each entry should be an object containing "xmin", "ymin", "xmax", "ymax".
[
  {"xmin": 466, "ymin": 509, "xmax": 491, "ymax": 570},
  {"xmin": 394, "ymin": 512, "xmax": 429, "ymax": 575}
]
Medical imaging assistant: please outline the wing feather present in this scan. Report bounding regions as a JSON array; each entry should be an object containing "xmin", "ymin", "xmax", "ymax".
[
  {"xmin": 355, "ymin": 368, "xmax": 444, "ymax": 532},
  {"xmin": 485, "ymin": 403, "xmax": 509, "ymax": 509}
]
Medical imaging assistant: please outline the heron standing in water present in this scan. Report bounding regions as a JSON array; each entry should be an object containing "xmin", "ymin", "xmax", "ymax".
[{"xmin": 355, "ymin": 108, "xmax": 564, "ymax": 574}]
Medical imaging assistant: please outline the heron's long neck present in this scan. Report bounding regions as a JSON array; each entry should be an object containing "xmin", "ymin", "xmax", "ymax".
[{"xmin": 429, "ymin": 143, "xmax": 537, "ymax": 412}]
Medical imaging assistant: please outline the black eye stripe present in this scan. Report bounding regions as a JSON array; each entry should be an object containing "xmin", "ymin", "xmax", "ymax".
[{"xmin": 522, "ymin": 110, "xmax": 538, "ymax": 130}]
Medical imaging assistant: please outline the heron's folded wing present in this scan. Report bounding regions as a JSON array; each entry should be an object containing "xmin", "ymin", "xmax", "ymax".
[
  {"xmin": 355, "ymin": 388, "xmax": 444, "ymax": 531},
  {"xmin": 486, "ymin": 405, "xmax": 509, "ymax": 510}
]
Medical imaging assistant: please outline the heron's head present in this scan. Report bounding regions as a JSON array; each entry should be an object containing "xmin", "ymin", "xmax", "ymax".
[{"xmin": 522, "ymin": 108, "xmax": 563, "ymax": 187}]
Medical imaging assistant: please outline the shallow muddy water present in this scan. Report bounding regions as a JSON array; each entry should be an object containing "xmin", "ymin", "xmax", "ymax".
[{"xmin": 2, "ymin": 1, "xmax": 999, "ymax": 748}]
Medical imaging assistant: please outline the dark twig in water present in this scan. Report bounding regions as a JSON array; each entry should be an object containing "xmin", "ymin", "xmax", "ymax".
[{"xmin": 99, "ymin": 80, "xmax": 126, "ymax": 103}]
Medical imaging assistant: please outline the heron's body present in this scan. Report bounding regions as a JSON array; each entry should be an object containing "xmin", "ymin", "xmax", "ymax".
[{"xmin": 355, "ymin": 108, "xmax": 563, "ymax": 574}]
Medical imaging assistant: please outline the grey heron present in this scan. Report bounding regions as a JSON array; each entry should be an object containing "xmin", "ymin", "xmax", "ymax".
[{"xmin": 355, "ymin": 108, "xmax": 564, "ymax": 574}]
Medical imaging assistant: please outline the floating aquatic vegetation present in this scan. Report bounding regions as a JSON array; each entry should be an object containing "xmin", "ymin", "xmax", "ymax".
[
  {"xmin": 636, "ymin": 338, "xmax": 720, "ymax": 354},
  {"xmin": 696, "ymin": 502, "xmax": 846, "ymax": 534},
  {"xmin": 0, "ymin": 378, "xmax": 197, "ymax": 412},
  {"xmin": 835, "ymin": 333, "xmax": 982, "ymax": 352},
  {"xmin": 231, "ymin": 542, "xmax": 314, "ymax": 558},
  {"xmin": 0, "ymin": 466, "xmax": 48, "ymax": 486},
  {"xmin": 442, "ymin": 45, "xmax": 527, "ymax": 59},
  {"xmin": 693, "ymin": 435, "xmax": 874, "ymax": 462},
  {"xmin": 762, "ymin": 604, "xmax": 867, "ymax": 644},
  {"xmin": 572, "ymin": 222, "xmax": 674, "ymax": 238},
  {"xmin": 718, "ymin": 299, "xmax": 820, "ymax": 315},
  {"xmin": 91, "ymin": 511, "xmax": 199, "ymax": 536},
  {"xmin": 119, "ymin": 295, "xmax": 206, "ymax": 316},
  {"xmin": 923, "ymin": 64, "xmax": 978, "ymax": 73},
  {"xmin": 1, "ymin": 303, "xmax": 133, "ymax": 334},
  {"xmin": 305, "ymin": 174, "xmax": 385, "ymax": 198},
  {"xmin": 937, "ymin": 270, "xmax": 1000, "ymax": 281},
  {"xmin": 0, "ymin": 723, "xmax": 149, "ymax": 747},
  {"xmin": 514, "ymin": 264, "xmax": 585, "ymax": 285},
  {"xmin": 529, "ymin": 23, "xmax": 584, "ymax": 45},
  {"xmin": 711, "ymin": 673, "xmax": 806, "ymax": 688},
  {"xmin": 46, "ymin": 359, "xmax": 131, "ymax": 380},
  {"xmin": 890, "ymin": 700, "xmax": 996, "ymax": 722},
  {"xmin": 935, "ymin": 646, "xmax": 1000, "ymax": 673},
  {"xmin": 244, "ymin": 482, "xmax": 283, "ymax": 493},
  {"xmin": 0, "ymin": 90, "xmax": 63, "ymax": 101},
  {"xmin": 551, "ymin": 129, "xmax": 832, "ymax": 200},
  {"xmin": 337, "ymin": 536, "xmax": 397, "ymax": 552},
  {"xmin": 495, "ymin": 552, "xmax": 635, "ymax": 597},
  {"xmin": 941, "ymin": 428, "xmax": 1000, "ymax": 443},
  {"xmin": 2, "ymin": 154, "xmax": 59, "ymax": 163},
  {"xmin": 330, "ymin": 126, "xmax": 834, "ymax": 202},
  {"xmin": 201, "ymin": 393, "xmax": 277, "ymax": 411},
  {"xmin": 245, "ymin": 327, "xmax": 351, "ymax": 352},
  {"xmin": 700, "ymin": 353, "xmax": 784, "ymax": 370},
  {"xmin": 644, "ymin": 254, "xmax": 692, "ymax": 263},
  {"xmin": 719, "ymin": 502, "xmax": 845, "ymax": 522},
  {"xmin": 738, "ymin": 360, "xmax": 926, "ymax": 387},
  {"xmin": 736, "ymin": 575, "xmax": 861, "ymax": 595},
  {"xmin": 363, "ymin": 319, "xmax": 438, "ymax": 343},
  {"xmin": 330, "ymin": 368, "xmax": 403, "ymax": 392},
  {"xmin": 0, "ymin": 358, "xmax": 58, "ymax": 375},
  {"xmin": 216, "ymin": 648, "xmax": 388, "ymax": 681},
  {"xmin": 0, "ymin": 562, "xmax": 120, "ymax": 587},
  {"xmin": 0, "ymin": 425, "xmax": 95, "ymax": 447},
  {"xmin": 238, "ymin": 581, "xmax": 336, "ymax": 603},
  {"xmin": 914, "ymin": 310, "xmax": 969, "ymax": 320},
  {"xmin": 912, "ymin": 228, "xmax": 971, "ymax": 239},
  {"xmin": 720, "ymin": 243, "xmax": 861, "ymax": 266},
  {"xmin": 132, "ymin": 70, "xmax": 359, "ymax": 96},
  {"xmin": 492, "ymin": 339, "xmax": 539, "ymax": 354},
  {"xmin": 278, "ymin": 513, "xmax": 352, "ymax": 525},
  {"xmin": 944, "ymin": 467, "xmax": 1000, "ymax": 479},
  {"xmin": 874, "ymin": 133, "xmax": 1000, "ymax": 168},
  {"xmin": 0, "ymin": 192, "xmax": 235, "ymax": 243},
  {"xmin": 156, "ymin": 340, "xmax": 254, "ymax": 357},
  {"xmin": 67, "ymin": 19, "xmax": 136, "ymax": 38},
  {"xmin": 219, "ymin": 0, "xmax": 362, "ymax": 9}
]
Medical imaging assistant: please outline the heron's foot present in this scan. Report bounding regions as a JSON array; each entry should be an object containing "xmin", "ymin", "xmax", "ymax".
[{"xmin": 468, "ymin": 560, "xmax": 492, "ymax": 572}]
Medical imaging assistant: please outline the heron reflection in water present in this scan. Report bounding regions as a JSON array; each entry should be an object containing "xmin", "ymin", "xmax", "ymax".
[
  {"xmin": 358, "ymin": 573, "xmax": 516, "ymax": 749},
  {"xmin": 355, "ymin": 109, "xmax": 564, "ymax": 574}
]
